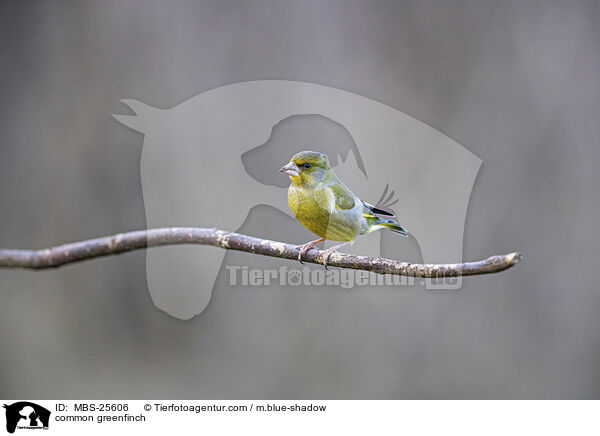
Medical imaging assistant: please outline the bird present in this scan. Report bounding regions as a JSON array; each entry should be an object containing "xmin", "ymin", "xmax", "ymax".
[{"xmin": 280, "ymin": 150, "xmax": 408, "ymax": 268}]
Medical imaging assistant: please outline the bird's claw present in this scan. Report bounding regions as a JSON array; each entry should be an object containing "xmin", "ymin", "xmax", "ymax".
[
  {"xmin": 321, "ymin": 248, "xmax": 337, "ymax": 270},
  {"xmin": 297, "ymin": 240, "xmax": 321, "ymax": 264},
  {"xmin": 319, "ymin": 241, "xmax": 349, "ymax": 270},
  {"xmin": 297, "ymin": 246, "xmax": 308, "ymax": 264}
]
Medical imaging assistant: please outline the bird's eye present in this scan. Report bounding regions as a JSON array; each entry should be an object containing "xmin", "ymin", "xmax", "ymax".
[{"xmin": 303, "ymin": 163, "xmax": 312, "ymax": 169}]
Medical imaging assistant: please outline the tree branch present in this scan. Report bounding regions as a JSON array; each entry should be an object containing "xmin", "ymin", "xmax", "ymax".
[{"xmin": 0, "ymin": 227, "xmax": 522, "ymax": 277}]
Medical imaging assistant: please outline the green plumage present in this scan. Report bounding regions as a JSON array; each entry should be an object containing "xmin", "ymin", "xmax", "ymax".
[{"xmin": 283, "ymin": 151, "xmax": 408, "ymax": 243}]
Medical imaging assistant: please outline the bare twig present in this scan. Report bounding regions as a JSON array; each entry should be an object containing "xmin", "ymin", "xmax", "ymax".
[{"xmin": 0, "ymin": 227, "xmax": 522, "ymax": 277}]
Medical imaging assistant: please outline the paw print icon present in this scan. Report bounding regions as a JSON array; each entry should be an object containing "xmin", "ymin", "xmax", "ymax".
[{"xmin": 287, "ymin": 269, "xmax": 303, "ymax": 286}]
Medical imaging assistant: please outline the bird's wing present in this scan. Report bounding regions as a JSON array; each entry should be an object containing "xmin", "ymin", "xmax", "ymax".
[
  {"xmin": 328, "ymin": 180, "xmax": 356, "ymax": 211},
  {"xmin": 362, "ymin": 201, "xmax": 395, "ymax": 217}
]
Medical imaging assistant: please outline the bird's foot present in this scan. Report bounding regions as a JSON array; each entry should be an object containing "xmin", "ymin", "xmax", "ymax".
[
  {"xmin": 321, "ymin": 241, "xmax": 350, "ymax": 270},
  {"xmin": 297, "ymin": 238, "xmax": 326, "ymax": 263}
]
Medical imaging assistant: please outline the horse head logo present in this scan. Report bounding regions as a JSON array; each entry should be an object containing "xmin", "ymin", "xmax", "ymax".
[{"xmin": 114, "ymin": 80, "xmax": 481, "ymax": 320}]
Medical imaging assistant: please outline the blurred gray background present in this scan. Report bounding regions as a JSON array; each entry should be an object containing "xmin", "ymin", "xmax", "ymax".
[{"xmin": 1, "ymin": 0, "xmax": 599, "ymax": 399}]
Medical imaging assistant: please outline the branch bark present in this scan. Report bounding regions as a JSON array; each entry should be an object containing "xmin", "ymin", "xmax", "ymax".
[{"xmin": 0, "ymin": 227, "xmax": 522, "ymax": 277}]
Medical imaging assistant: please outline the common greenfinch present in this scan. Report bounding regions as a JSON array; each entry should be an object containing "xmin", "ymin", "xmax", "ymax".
[{"xmin": 280, "ymin": 150, "xmax": 408, "ymax": 267}]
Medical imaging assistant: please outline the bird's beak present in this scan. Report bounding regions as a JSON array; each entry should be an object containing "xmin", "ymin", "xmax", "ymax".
[{"xmin": 279, "ymin": 161, "xmax": 300, "ymax": 177}]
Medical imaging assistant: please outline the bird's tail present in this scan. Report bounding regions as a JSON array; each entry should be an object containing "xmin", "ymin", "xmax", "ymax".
[
  {"xmin": 363, "ymin": 205, "xmax": 408, "ymax": 237},
  {"xmin": 377, "ymin": 219, "xmax": 408, "ymax": 237}
]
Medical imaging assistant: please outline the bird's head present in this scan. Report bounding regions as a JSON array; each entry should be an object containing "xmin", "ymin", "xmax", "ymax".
[{"xmin": 279, "ymin": 151, "xmax": 332, "ymax": 186}]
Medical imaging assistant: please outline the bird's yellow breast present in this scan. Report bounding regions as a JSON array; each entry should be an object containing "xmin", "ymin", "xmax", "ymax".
[{"xmin": 288, "ymin": 184, "xmax": 359, "ymax": 241}]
